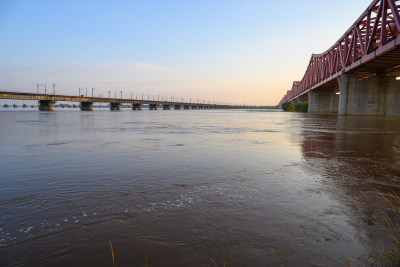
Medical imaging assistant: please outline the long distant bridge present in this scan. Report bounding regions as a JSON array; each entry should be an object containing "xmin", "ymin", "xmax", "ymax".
[
  {"xmin": 0, "ymin": 91, "xmax": 244, "ymax": 111},
  {"xmin": 279, "ymin": 0, "xmax": 400, "ymax": 115}
]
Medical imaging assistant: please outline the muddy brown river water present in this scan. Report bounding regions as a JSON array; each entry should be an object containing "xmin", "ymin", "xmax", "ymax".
[{"xmin": 0, "ymin": 109, "xmax": 399, "ymax": 266}]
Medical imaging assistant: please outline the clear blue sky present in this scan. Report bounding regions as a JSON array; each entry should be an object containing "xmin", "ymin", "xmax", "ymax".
[{"xmin": 0, "ymin": 0, "xmax": 370, "ymax": 105}]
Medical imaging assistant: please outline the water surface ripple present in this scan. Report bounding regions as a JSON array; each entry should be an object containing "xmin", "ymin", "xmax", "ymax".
[{"xmin": 1, "ymin": 109, "xmax": 400, "ymax": 266}]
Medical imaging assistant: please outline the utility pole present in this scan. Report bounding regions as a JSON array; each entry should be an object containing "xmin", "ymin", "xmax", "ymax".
[
  {"xmin": 44, "ymin": 83, "xmax": 47, "ymax": 95},
  {"xmin": 53, "ymin": 83, "xmax": 56, "ymax": 95}
]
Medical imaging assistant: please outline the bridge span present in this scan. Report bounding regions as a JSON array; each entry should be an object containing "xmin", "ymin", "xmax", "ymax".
[
  {"xmin": 279, "ymin": 0, "xmax": 400, "ymax": 115},
  {"xmin": 0, "ymin": 91, "xmax": 243, "ymax": 111}
]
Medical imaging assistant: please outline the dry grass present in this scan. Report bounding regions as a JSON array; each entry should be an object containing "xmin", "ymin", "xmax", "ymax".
[
  {"xmin": 351, "ymin": 190, "xmax": 400, "ymax": 266},
  {"xmin": 373, "ymin": 190, "xmax": 400, "ymax": 265},
  {"xmin": 108, "ymin": 240, "xmax": 115, "ymax": 267}
]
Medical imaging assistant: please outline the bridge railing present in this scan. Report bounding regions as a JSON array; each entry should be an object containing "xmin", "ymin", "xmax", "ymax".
[{"xmin": 279, "ymin": 0, "xmax": 400, "ymax": 105}]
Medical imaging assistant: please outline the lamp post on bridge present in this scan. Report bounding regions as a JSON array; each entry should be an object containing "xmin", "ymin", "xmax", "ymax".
[
  {"xmin": 53, "ymin": 83, "xmax": 56, "ymax": 95},
  {"xmin": 108, "ymin": 91, "xmax": 111, "ymax": 98},
  {"xmin": 120, "ymin": 91, "xmax": 123, "ymax": 99},
  {"xmin": 36, "ymin": 83, "xmax": 44, "ymax": 94}
]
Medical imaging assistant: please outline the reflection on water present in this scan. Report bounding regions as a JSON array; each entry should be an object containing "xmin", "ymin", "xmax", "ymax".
[
  {"xmin": 0, "ymin": 110, "xmax": 400, "ymax": 266},
  {"xmin": 300, "ymin": 114, "xmax": 400, "ymax": 254}
]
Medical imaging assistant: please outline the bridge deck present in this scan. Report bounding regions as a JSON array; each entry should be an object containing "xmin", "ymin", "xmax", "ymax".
[{"xmin": 0, "ymin": 91, "xmax": 230, "ymax": 108}]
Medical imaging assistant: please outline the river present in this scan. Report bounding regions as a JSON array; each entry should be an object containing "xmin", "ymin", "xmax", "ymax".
[{"xmin": 1, "ymin": 108, "xmax": 399, "ymax": 266}]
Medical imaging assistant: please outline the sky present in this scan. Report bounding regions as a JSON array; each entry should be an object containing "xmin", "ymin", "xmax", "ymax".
[{"xmin": 0, "ymin": 0, "xmax": 371, "ymax": 106}]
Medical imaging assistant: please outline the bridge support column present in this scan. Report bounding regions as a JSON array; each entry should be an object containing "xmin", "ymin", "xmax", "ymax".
[
  {"xmin": 149, "ymin": 104, "xmax": 158, "ymax": 110},
  {"xmin": 184, "ymin": 105, "xmax": 190, "ymax": 110},
  {"xmin": 307, "ymin": 90, "xmax": 338, "ymax": 113},
  {"xmin": 110, "ymin": 103, "xmax": 121, "ymax": 110},
  {"xmin": 163, "ymin": 104, "xmax": 171, "ymax": 110},
  {"xmin": 132, "ymin": 103, "xmax": 142, "ymax": 110},
  {"xmin": 174, "ymin": 105, "xmax": 181, "ymax": 110},
  {"xmin": 38, "ymin": 100, "xmax": 55, "ymax": 111},
  {"xmin": 338, "ymin": 74, "xmax": 400, "ymax": 115},
  {"xmin": 80, "ymin": 101, "xmax": 93, "ymax": 111}
]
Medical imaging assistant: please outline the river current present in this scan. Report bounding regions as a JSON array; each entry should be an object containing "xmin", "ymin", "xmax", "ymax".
[{"xmin": 1, "ymin": 108, "xmax": 400, "ymax": 266}]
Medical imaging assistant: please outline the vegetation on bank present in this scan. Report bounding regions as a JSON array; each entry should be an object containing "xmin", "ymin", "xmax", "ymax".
[
  {"xmin": 282, "ymin": 101, "xmax": 308, "ymax": 112},
  {"xmin": 294, "ymin": 101, "xmax": 308, "ymax": 112}
]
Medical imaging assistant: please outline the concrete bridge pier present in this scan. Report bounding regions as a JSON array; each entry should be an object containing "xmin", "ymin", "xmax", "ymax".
[
  {"xmin": 80, "ymin": 101, "xmax": 93, "ymax": 111},
  {"xmin": 149, "ymin": 104, "xmax": 158, "ymax": 110},
  {"xmin": 132, "ymin": 103, "xmax": 142, "ymax": 110},
  {"xmin": 184, "ymin": 105, "xmax": 190, "ymax": 110},
  {"xmin": 38, "ymin": 100, "xmax": 55, "ymax": 111},
  {"xmin": 110, "ymin": 102, "xmax": 121, "ymax": 110},
  {"xmin": 163, "ymin": 104, "xmax": 171, "ymax": 110},
  {"xmin": 307, "ymin": 90, "xmax": 338, "ymax": 113},
  {"xmin": 174, "ymin": 105, "xmax": 181, "ymax": 110},
  {"xmin": 338, "ymin": 74, "xmax": 400, "ymax": 115}
]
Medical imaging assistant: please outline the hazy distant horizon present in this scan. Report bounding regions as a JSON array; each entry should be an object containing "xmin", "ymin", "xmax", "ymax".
[{"xmin": 0, "ymin": 0, "xmax": 371, "ymax": 105}]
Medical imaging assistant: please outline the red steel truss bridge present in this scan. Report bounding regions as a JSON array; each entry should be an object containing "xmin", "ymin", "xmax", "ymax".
[{"xmin": 279, "ymin": 0, "xmax": 400, "ymax": 108}]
